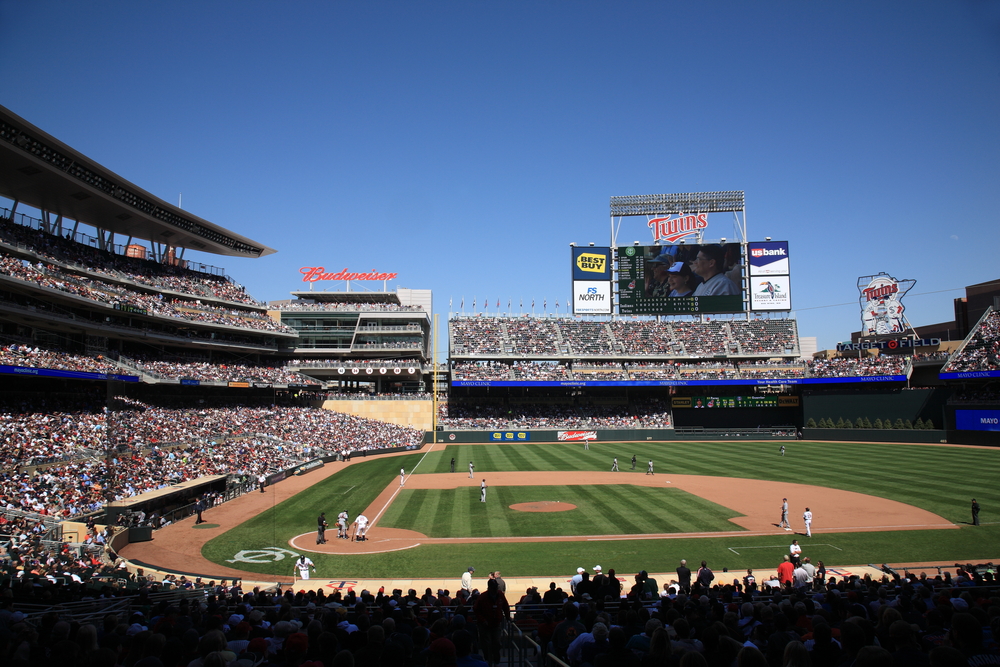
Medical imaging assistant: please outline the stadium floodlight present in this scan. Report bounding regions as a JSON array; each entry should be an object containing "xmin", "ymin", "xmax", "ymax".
[
  {"xmin": 720, "ymin": 237, "xmax": 726, "ymax": 243},
  {"xmin": 633, "ymin": 241, "xmax": 640, "ymax": 245},
  {"xmin": 609, "ymin": 190, "xmax": 744, "ymax": 217},
  {"xmin": 570, "ymin": 242, "xmax": 576, "ymax": 247},
  {"xmin": 765, "ymin": 236, "xmax": 772, "ymax": 241},
  {"xmin": 589, "ymin": 242, "xmax": 595, "ymax": 247}
]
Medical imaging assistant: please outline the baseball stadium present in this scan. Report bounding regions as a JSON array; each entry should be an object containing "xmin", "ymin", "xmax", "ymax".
[{"xmin": 2, "ymin": 103, "xmax": 999, "ymax": 665}]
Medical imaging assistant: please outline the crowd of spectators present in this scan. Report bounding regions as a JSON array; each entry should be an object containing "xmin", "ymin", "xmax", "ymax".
[
  {"xmin": 438, "ymin": 398, "xmax": 672, "ymax": 429},
  {"xmin": 0, "ymin": 251, "xmax": 296, "ymax": 335},
  {"xmin": 126, "ymin": 356, "xmax": 315, "ymax": 385},
  {"xmin": 0, "ymin": 215, "xmax": 263, "ymax": 307},
  {"xmin": 3, "ymin": 554, "xmax": 997, "ymax": 667},
  {"xmin": 943, "ymin": 311, "xmax": 1000, "ymax": 373},
  {"xmin": 808, "ymin": 356, "xmax": 907, "ymax": 378},
  {"xmin": 0, "ymin": 344, "xmax": 120, "ymax": 376},
  {"xmin": 452, "ymin": 316, "xmax": 801, "ymax": 359},
  {"xmin": 0, "ymin": 399, "xmax": 423, "ymax": 516}
]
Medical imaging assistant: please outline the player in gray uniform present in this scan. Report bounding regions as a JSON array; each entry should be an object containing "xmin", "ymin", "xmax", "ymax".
[
  {"xmin": 337, "ymin": 510, "xmax": 349, "ymax": 539},
  {"xmin": 780, "ymin": 498, "xmax": 790, "ymax": 530}
]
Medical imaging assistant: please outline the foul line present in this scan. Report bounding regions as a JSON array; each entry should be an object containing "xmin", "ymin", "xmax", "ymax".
[
  {"xmin": 728, "ymin": 543, "xmax": 842, "ymax": 555},
  {"xmin": 370, "ymin": 440, "xmax": 440, "ymax": 527}
]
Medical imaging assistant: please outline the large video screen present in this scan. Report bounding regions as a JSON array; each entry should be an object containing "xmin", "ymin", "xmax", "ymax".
[{"xmin": 617, "ymin": 243, "xmax": 744, "ymax": 315}]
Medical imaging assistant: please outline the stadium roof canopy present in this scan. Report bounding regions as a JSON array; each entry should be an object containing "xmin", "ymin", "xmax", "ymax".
[{"xmin": 0, "ymin": 104, "xmax": 275, "ymax": 258}]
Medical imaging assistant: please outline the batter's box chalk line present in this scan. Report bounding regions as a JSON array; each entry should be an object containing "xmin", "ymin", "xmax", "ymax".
[{"xmin": 728, "ymin": 543, "xmax": 842, "ymax": 555}]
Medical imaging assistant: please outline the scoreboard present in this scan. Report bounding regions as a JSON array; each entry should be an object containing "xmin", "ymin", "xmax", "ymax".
[
  {"xmin": 617, "ymin": 244, "xmax": 744, "ymax": 315},
  {"xmin": 673, "ymin": 395, "xmax": 780, "ymax": 408}
]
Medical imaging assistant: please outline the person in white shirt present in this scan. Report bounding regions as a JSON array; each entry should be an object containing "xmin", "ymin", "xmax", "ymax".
[
  {"xmin": 354, "ymin": 514, "xmax": 369, "ymax": 541},
  {"xmin": 294, "ymin": 555, "xmax": 315, "ymax": 580},
  {"xmin": 789, "ymin": 539, "xmax": 802, "ymax": 565},
  {"xmin": 803, "ymin": 507, "xmax": 813, "ymax": 537}
]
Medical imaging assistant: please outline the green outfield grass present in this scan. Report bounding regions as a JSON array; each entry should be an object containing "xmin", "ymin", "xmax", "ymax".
[
  {"xmin": 200, "ymin": 440, "xmax": 1000, "ymax": 579},
  {"xmin": 379, "ymin": 485, "xmax": 741, "ymax": 537}
]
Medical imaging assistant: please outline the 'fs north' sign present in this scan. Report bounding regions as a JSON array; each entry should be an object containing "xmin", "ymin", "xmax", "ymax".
[{"xmin": 571, "ymin": 247, "xmax": 612, "ymax": 315}]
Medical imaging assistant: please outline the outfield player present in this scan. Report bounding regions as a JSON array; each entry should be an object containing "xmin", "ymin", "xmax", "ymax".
[
  {"xmin": 611, "ymin": 457, "xmax": 619, "ymax": 472},
  {"xmin": 480, "ymin": 479, "xmax": 487, "ymax": 502},
  {"xmin": 294, "ymin": 555, "xmax": 316, "ymax": 580},
  {"xmin": 631, "ymin": 455, "xmax": 637, "ymax": 470}
]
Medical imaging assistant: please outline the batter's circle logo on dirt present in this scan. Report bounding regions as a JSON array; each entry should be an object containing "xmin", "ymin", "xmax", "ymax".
[{"xmin": 226, "ymin": 547, "xmax": 299, "ymax": 564}]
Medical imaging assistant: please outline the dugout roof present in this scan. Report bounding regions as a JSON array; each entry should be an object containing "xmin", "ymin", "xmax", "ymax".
[{"xmin": 0, "ymin": 104, "xmax": 276, "ymax": 259}]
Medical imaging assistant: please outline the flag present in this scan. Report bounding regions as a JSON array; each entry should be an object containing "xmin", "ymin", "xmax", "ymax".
[
  {"xmin": 544, "ymin": 299, "xmax": 547, "ymax": 310},
  {"xmin": 461, "ymin": 297, "xmax": 464, "ymax": 309},
  {"xmin": 449, "ymin": 297, "xmax": 453, "ymax": 309},
  {"xmin": 473, "ymin": 298, "xmax": 476, "ymax": 309},
  {"xmin": 555, "ymin": 300, "xmax": 559, "ymax": 310},
  {"xmin": 532, "ymin": 299, "xmax": 535, "ymax": 308},
  {"xmin": 496, "ymin": 299, "xmax": 500, "ymax": 308},
  {"xmin": 508, "ymin": 299, "xmax": 511, "ymax": 309}
]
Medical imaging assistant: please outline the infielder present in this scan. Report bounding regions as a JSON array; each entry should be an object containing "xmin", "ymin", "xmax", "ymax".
[
  {"xmin": 469, "ymin": 461, "xmax": 475, "ymax": 478},
  {"xmin": 611, "ymin": 457, "xmax": 619, "ymax": 472},
  {"xmin": 803, "ymin": 507, "xmax": 813, "ymax": 537},
  {"xmin": 480, "ymin": 479, "xmax": 487, "ymax": 502},
  {"xmin": 631, "ymin": 455, "xmax": 637, "ymax": 470},
  {"xmin": 646, "ymin": 460, "xmax": 654, "ymax": 475},
  {"xmin": 780, "ymin": 498, "xmax": 790, "ymax": 530},
  {"xmin": 294, "ymin": 554, "xmax": 316, "ymax": 580}
]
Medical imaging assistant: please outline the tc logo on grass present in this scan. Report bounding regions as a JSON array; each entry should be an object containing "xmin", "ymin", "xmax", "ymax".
[{"xmin": 227, "ymin": 547, "xmax": 300, "ymax": 563}]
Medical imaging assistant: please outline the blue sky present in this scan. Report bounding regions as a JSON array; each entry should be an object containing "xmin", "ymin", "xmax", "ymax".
[{"xmin": 2, "ymin": 1, "xmax": 998, "ymax": 353}]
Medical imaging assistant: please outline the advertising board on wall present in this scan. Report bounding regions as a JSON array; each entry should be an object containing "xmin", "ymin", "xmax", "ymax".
[
  {"xmin": 955, "ymin": 410, "xmax": 1000, "ymax": 432},
  {"xmin": 571, "ymin": 247, "xmax": 613, "ymax": 315},
  {"xmin": 750, "ymin": 275, "xmax": 792, "ymax": 311},
  {"xmin": 748, "ymin": 241, "xmax": 790, "ymax": 276}
]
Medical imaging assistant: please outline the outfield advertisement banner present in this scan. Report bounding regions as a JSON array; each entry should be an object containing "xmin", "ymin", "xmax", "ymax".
[
  {"xmin": 454, "ymin": 376, "xmax": 906, "ymax": 388},
  {"xmin": 955, "ymin": 410, "xmax": 1000, "ymax": 432},
  {"xmin": 558, "ymin": 431, "xmax": 598, "ymax": 441},
  {"xmin": 490, "ymin": 431, "xmax": 530, "ymax": 441},
  {"xmin": 939, "ymin": 369, "xmax": 1000, "ymax": 380}
]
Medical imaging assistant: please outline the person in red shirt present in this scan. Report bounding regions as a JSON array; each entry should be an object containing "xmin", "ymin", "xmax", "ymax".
[{"xmin": 777, "ymin": 555, "xmax": 795, "ymax": 587}]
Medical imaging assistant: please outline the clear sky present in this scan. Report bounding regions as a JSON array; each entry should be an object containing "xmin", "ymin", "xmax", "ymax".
[{"xmin": 2, "ymin": 1, "xmax": 998, "ymax": 353}]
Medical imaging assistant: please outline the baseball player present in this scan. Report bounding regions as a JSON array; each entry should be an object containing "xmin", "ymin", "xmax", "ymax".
[
  {"xmin": 469, "ymin": 461, "xmax": 475, "ymax": 478},
  {"xmin": 611, "ymin": 457, "xmax": 619, "ymax": 472},
  {"xmin": 337, "ymin": 510, "xmax": 349, "ymax": 539},
  {"xmin": 779, "ymin": 445, "xmax": 786, "ymax": 456},
  {"xmin": 480, "ymin": 479, "xmax": 487, "ymax": 502},
  {"xmin": 646, "ymin": 460, "xmax": 654, "ymax": 475},
  {"xmin": 631, "ymin": 455, "xmax": 637, "ymax": 470},
  {"xmin": 803, "ymin": 507, "xmax": 813, "ymax": 537},
  {"xmin": 294, "ymin": 555, "xmax": 316, "ymax": 580},
  {"xmin": 354, "ymin": 513, "xmax": 369, "ymax": 541},
  {"xmin": 400, "ymin": 468, "xmax": 405, "ymax": 486},
  {"xmin": 780, "ymin": 498, "xmax": 790, "ymax": 530}
]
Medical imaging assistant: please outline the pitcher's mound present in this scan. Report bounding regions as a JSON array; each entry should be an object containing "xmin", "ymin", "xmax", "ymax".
[{"xmin": 510, "ymin": 501, "xmax": 577, "ymax": 512}]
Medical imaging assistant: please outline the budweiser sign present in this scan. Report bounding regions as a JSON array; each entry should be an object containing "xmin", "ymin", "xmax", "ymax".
[
  {"xmin": 648, "ymin": 213, "xmax": 708, "ymax": 243},
  {"xmin": 300, "ymin": 267, "xmax": 398, "ymax": 282}
]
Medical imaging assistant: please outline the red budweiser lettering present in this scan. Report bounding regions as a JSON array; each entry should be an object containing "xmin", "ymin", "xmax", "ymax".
[
  {"xmin": 862, "ymin": 283, "xmax": 898, "ymax": 301},
  {"xmin": 300, "ymin": 267, "xmax": 399, "ymax": 282},
  {"xmin": 648, "ymin": 213, "xmax": 708, "ymax": 243}
]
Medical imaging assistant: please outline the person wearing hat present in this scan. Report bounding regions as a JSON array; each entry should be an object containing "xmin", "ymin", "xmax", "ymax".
[
  {"xmin": 570, "ymin": 567, "xmax": 585, "ymax": 595},
  {"xmin": 337, "ymin": 510, "xmax": 349, "ymax": 539},
  {"xmin": 592, "ymin": 565, "xmax": 606, "ymax": 589},
  {"xmin": 645, "ymin": 254, "xmax": 674, "ymax": 297},
  {"xmin": 666, "ymin": 261, "xmax": 698, "ymax": 297},
  {"xmin": 316, "ymin": 512, "xmax": 328, "ymax": 544},
  {"xmin": 461, "ymin": 566, "xmax": 475, "ymax": 592}
]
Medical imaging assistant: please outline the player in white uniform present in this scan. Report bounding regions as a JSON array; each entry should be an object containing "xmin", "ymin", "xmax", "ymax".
[
  {"xmin": 400, "ymin": 468, "xmax": 405, "ymax": 486},
  {"xmin": 469, "ymin": 461, "xmax": 475, "ymax": 478},
  {"xmin": 611, "ymin": 457, "xmax": 619, "ymax": 472},
  {"xmin": 803, "ymin": 507, "xmax": 813, "ymax": 537},
  {"xmin": 337, "ymin": 510, "xmax": 349, "ymax": 539},
  {"xmin": 294, "ymin": 555, "xmax": 315, "ymax": 580},
  {"xmin": 355, "ymin": 513, "xmax": 369, "ymax": 541},
  {"xmin": 480, "ymin": 479, "xmax": 487, "ymax": 502},
  {"xmin": 646, "ymin": 460, "xmax": 654, "ymax": 475}
]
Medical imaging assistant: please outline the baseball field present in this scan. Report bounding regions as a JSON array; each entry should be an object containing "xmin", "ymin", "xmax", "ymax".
[{"xmin": 161, "ymin": 439, "xmax": 998, "ymax": 580}]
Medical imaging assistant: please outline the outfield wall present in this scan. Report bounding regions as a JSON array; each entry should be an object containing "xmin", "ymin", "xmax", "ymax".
[
  {"xmin": 430, "ymin": 429, "xmax": 792, "ymax": 443},
  {"xmin": 802, "ymin": 428, "xmax": 946, "ymax": 443}
]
